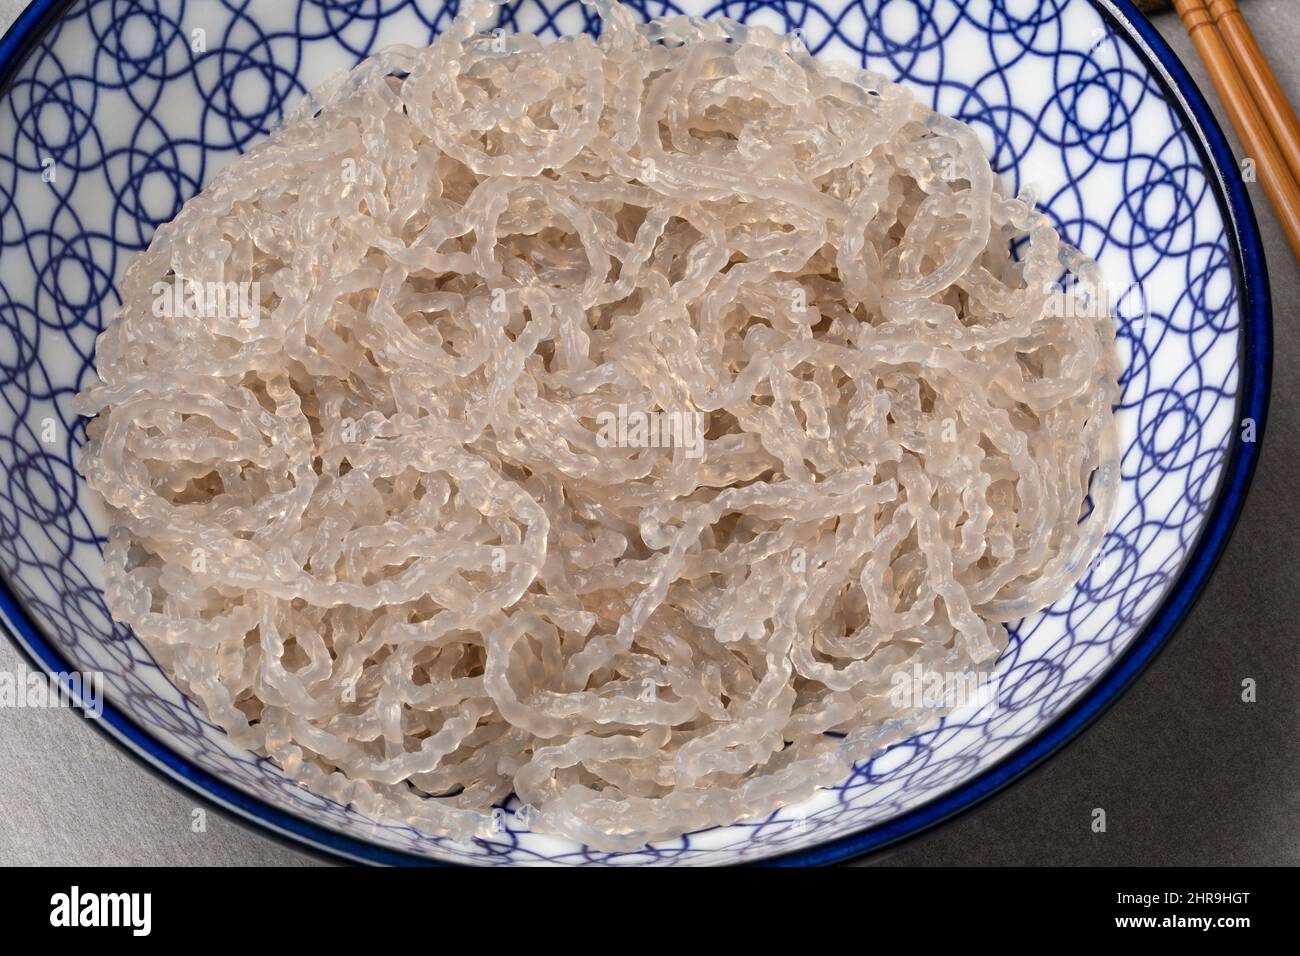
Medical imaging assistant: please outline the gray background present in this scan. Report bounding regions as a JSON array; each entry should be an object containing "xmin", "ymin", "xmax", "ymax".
[{"xmin": 0, "ymin": 0, "xmax": 1295, "ymax": 867}]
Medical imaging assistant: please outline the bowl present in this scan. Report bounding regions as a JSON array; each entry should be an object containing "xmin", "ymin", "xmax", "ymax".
[{"xmin": 0, "ymin": 0, "xmax": 1270, "ymax": 865}]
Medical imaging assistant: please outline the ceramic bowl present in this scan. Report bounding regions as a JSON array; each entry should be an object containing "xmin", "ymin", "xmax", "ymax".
[{"xmin": 0, "ymin": 0, "xmax": 1270, "ymax": 865}]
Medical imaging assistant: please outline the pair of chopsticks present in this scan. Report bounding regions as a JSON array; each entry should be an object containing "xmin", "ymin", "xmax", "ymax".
[{"xmin": 1167, "ymin": 0, "xmax": 1300, "ymax": 262}]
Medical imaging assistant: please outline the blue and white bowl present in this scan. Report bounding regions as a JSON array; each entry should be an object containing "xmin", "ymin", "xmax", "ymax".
[{"xmin": 0, "ymin": 0, "xmax": 1270, "ymax": 865}]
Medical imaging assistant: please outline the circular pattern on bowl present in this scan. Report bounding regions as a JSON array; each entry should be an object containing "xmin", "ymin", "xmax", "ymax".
[{"xmin": 0, "ymin": 0, "xmax": 1269, "ymax": 865}]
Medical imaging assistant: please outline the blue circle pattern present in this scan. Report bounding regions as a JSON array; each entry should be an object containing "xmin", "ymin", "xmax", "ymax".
[{"xmin": 0, "ymin": 0, "xmax": 1249, "ymax": 864}]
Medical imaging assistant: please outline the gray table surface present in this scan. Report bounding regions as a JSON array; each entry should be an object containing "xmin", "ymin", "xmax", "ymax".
[{"xmin": 1, "ymin": 0, "xmax": 1296, "ymax": 867}]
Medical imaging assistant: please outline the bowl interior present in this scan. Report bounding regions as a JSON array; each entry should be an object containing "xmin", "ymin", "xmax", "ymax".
[{"xmin": 0, "ymin": 0, "xmax": 1249, "ymax": 865}]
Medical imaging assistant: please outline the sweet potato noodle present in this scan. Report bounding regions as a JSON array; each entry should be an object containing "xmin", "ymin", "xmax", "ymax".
[{"xmin": 77, "ymin": 0, "xmax": 1120, "ymax": 851}]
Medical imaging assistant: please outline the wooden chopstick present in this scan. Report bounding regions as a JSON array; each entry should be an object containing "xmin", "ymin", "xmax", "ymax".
[
  {"xmin": 1171, "ymin": 0, "xmax": 1300, "ymax": 263},
  {"xmin": 1207, "ymin": 0, "xmax": 1300, "ymax": 189}
]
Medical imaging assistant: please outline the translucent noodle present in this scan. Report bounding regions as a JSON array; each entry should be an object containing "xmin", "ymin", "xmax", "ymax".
[{"xmin": 77, "ymin": 0, "xmax": 1120, "ymax": 850}]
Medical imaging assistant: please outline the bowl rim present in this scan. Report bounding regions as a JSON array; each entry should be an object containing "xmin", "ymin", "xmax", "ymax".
[{"xmin": 0, "ymin": 0, "xmax": 1272, "ymax": 867}]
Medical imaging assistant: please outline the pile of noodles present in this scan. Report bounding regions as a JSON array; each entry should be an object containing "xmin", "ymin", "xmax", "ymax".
[{"xmin": 76, "ymin": 0, "xmax": 1120, "ymax": 850}]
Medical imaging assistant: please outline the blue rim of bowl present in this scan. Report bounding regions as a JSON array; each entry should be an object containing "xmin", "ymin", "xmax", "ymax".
[{"xmin": 0, "ymin": 0, "xmax": 1272, "ymax": 867}]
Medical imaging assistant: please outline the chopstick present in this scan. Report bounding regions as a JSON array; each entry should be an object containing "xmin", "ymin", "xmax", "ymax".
[
  {"xmin": 1207, "ymin": 0, "xmax": 1300, "ymax": 189},
  {"xmin": 1170, "ymin": 0, "xmax": 1300, "ymax": 262}
]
